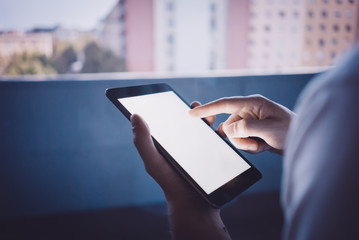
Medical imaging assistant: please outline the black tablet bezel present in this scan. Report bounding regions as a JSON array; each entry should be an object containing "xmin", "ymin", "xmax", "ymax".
[{"xmin": 106, "ymin": 83, "xmax": 262, "ymax": 208}]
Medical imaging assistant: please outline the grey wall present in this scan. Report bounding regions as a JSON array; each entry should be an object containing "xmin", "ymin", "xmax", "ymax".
[{"xmin": 0, "ymin": 73, "xmax": 316, "ymax": 219}]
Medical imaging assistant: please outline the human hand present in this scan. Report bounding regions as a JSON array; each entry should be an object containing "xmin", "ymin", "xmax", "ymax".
[
  {"xmin": 189, "ymin": 95, "xmax": 295, "ymax": 154},
  {"xmin": 130, "ymin": 102, "xmax": 216, "ymax": 208},
  {"xmin": 130, "ymin": 102, "xmax": 232, "ymax": 239}
]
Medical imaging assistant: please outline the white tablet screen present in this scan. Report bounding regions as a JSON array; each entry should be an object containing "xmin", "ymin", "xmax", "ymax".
[{"xmin": 118, "ymin": 91, "xmax": 250, "ymax": 194}]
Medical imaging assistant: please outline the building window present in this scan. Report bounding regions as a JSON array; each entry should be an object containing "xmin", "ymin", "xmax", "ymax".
[
  {"xmin": 167, "ymin": 34, "xmax": 174, "ymax": 44},
  {"xmin": 308, "ymin": 10, "xmax": 314, "ymax": 18},
  {"xmin": 210, "ymin": 2, "xmax": 216, "ymax": 13},
  {"xmin": 331, "ymin": 52, "xmax": 336, "ymax": 59},
  {"xmin": 167, "ymin": 1, "xmax": 174, "ymax": 11},
  {"xmin": 210, "ymin": 18, "xmax": 216, "ymax": 32},
  {"xmin": 346, "ymin": 24, "xmax": 351, "ymax": 32},
  {"xmin": 321, "ymin": 10, "xmax": 328, "ymax": 18},
  {"xmin": 333, "ymin": 24, "xmax": 339, "ymax": 32},
  {"xmin": 319, "ymin": 39, "xmax": 325, "ymax": 47}
]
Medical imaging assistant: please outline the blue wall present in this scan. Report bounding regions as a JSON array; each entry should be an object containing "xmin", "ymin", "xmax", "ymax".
[{"xmin": 0, "ymin": 73, "xmax": 316, "ymax": 218}]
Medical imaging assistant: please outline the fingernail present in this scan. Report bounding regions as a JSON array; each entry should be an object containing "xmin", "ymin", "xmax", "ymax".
[
  {"xmin": 249, "ymin": 145, "xmax": 257, "ymax": 151},
  {"xmin": 188, "ymin": 109, "xmax": 197, "ymax": 117}
]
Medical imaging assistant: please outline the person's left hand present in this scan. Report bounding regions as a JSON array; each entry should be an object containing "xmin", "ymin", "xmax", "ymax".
[{"xmin": 130, "ymin": 102, "xmax": 216, "ymax": 209}]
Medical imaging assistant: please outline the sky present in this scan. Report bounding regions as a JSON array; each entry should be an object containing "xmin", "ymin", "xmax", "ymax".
[{"xmin": 0, "ymin": 0, "xmax": 117, "ymax": 31}]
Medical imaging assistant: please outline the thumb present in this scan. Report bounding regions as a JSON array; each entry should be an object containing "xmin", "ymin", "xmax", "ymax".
[
  {"xmin": 223, "ymin": 118, "xmax": 275, "ymax": 140},
  {"xmin": 130, "ymin": 114, "xmax": 162, "ymax": 165}
]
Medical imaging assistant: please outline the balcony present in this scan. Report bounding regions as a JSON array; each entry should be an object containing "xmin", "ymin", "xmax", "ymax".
[{"xmin": 0, "ymin": 72, "xmax": 317, "ymax": 239}]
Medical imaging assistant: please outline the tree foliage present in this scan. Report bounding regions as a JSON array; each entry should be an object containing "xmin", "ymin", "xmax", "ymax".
[
  {"xmin": 4, "ymin": 52, "xmax": 57, "ymax": 75},
  {"xmin": 52, "ymin": 46, "xmax": 77, "ymax": 73},
  {"xmin": 81, "ymin": 42, "xmax": 126, "ymax": 73},
  {"xmin": 0, "ymin": 41, "xmax": 126, "ymax": 76}
]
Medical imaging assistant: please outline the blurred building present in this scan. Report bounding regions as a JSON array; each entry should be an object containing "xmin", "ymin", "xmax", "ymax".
[
  {"xmin": 100, "ymin": 1, "xmax": 126, "ymax": 60},
  {"xmin": 154, "ymin": 0, "xmax": 228, "ymax": 73},
  {"xmin": 100, "ymin": 0, "xmax": 228, "ymax": 73},
  {"xmin": 301, "ymin": 0, "xmax": 359, "ymax": 66},
  {"xmin": 99, "ymin": 0, "xmax": 359, "ymax": 73},
  {"xmin": 100, "ymin": 0, "xmax": 153, "ymax": 72},
  {"xmin": 226, "ymin": 0, "xmax": 250, "ymax": 69},
  {"xmin": 247, "ymin": 0, "xmax": 359, "ymax": 69},
  {"xmin": 0, "ymin": 31, "xmax": 53, "ymax": 58},
  {"xmin": 247, "ymin": 0, "xmax": 304, "ymax": 69}
]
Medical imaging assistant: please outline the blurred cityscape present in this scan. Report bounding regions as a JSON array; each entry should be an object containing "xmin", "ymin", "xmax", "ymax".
[{"xmin": 0, "ymin": 0, "xmax": 358, "ymax": 76}]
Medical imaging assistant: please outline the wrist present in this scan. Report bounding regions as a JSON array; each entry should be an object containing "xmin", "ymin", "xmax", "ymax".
[
  {"xmin": 165, "ymin": 191, "xmax": 218, "ymax": 215},
  {"xmin": 165, "ymin": 193, "xmax": 230, "ymax": 240}
]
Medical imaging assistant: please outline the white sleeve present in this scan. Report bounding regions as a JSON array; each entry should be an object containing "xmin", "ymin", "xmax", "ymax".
[{"xmin": 281, "ymin": 46, "xmax": 359, "ymax": 240}]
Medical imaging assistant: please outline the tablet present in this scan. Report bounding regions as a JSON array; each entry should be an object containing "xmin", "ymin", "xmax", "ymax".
[{"xmin": 106, "ymin": 84, "xmax": 261, "ymax": 207}]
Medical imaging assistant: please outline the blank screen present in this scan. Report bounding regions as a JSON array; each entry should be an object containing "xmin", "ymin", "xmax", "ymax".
[{"xmin": 119, "ymin": 91, "xmax": 250, "ymax": 194}]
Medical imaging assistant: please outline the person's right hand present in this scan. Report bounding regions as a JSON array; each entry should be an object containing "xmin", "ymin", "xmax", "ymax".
[{"xmin": 189, "ymin": 95, "xmax": 295, "ymax": 154}]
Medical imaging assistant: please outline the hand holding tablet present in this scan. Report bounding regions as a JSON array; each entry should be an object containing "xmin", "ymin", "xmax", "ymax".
[{"xmin": 106, "ymin": 84, "xmax": 262, "ymax": 207}]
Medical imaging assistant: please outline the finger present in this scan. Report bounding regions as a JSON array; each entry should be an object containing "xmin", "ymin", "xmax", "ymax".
[
  {"xmin": 130, "ymin": 114, "xmax": 164, "ymax": 168},
  {"xmin": 216, "ymin": 114, "xmax": 240, "ymax": 138},
  {"xmin": 190, "ymin": 101, "xmax": 216, "ymax": 126},
  {"xmin": 217, "ymin": 123, "xmax": 227, "ymax": 138},
  {"xmin": 223, "ymin": 118, "xmax": 277, "ymax": 140},
  {"xmin": 190, "ymin": 101, "xmax": 201, "ymax": 109},
  {"xmin": 189, "ymin": 97, "xmax": 247, "ymax": 118},
  {"xmin": 228, "ymin": 137, "xmax": 269, "ymax": 153},
  {"xmin": 131, "ymin": 114, "xmax": 187, "ymax": 193},
  {"xmin": 222, "ymin": 114, "xmax": 241, "ymax": 128}
]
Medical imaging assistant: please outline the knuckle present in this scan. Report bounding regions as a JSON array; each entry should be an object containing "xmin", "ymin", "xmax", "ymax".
[
  {"xmin": 232, "ymin": 122, "xmax": 239, "ymax": 134},
  {"xmin": 220, "ymin": 97, "xmax": 233, "ymax": 111},
  {"xmin": 248, "ymin": 94, "xmax": 267, "ymax": 111},
  {"xmin": 239, "ymin": 119, "xmax": 249, "ymax": 133},
  {"xmin": 249, "ymin": 94, "xmax": 265, "ymax": 103},
  {"xmin": 250, "ymin": 94, "xmax": 264, "ymax": 100}
]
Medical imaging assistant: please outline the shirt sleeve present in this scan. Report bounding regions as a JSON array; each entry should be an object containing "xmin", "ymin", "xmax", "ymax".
[{"xmin": 281, "ymin": 46, "xmax": 359, "ymax": 240}]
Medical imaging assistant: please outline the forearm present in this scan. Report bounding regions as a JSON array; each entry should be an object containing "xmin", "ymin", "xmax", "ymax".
[{"xmin": 166, "ymin": 198, "xmax": 231, "ymax": 240}]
